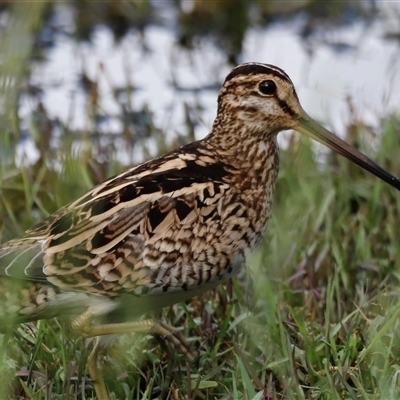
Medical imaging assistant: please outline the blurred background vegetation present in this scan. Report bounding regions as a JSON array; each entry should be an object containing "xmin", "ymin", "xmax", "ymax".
[{"xmin": 1, "ymin": 1, "xmax": 400, "ymax": 399}]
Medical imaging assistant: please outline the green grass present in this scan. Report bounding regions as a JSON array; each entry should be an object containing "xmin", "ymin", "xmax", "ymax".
[{"xmin": 1, "ymin": 113, "xmax": 400, "ymax": 399}]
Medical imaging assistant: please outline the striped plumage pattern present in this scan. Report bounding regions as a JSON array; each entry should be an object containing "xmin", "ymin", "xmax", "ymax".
[
  {"xmin": 2, "ymin": 62, "xmax": 398, "ymax": 399},
  {"xmin": 0, "ymin": 63, "xmax": 295, "ymax": 325}
]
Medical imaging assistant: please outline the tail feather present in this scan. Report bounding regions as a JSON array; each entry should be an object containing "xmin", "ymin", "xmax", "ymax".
[{"xmin": 0, "ymin": 241, "xmax": 46, "ymax": 281}]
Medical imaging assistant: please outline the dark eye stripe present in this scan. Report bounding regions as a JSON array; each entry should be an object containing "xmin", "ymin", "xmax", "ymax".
[
  {"xmin": 276, "ymin": 98, "xmax": 296, "ymax": 117},
  {"xmin": 245, "ymin": 90, "xmax": 297, "ymax": 118}
]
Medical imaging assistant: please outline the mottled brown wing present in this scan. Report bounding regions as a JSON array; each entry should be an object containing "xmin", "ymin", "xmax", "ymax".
[{"xmin": 0, "ymin": 150, "xmax": 231, "ymax": 297}]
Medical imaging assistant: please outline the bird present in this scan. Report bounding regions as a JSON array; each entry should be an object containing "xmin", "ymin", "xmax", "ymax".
[{"xmin": 1, "ymin": 62, "xmax": 400, "ymax": 399}]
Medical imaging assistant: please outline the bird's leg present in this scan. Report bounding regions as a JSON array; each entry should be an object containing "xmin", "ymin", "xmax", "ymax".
[
  {"xmin": 73, "ymin": 310, "xmax": 196, "ymax": 360},
  {"xmin": 86, "ymin": 338, "xmax": 108, "ymax": 400},
  {"xmin": 71, "ymin": 309, "xmax": 196, "ymax": 398}
]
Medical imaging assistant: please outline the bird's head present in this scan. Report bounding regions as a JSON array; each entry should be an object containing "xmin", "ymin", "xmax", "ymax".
[
  {"xmin": 214, "ymin": 62, "xmax": 400, "ymax": 190},
  {"xmin": 218, "ymin": 62, "xmax": 301, "ymax": 134}
]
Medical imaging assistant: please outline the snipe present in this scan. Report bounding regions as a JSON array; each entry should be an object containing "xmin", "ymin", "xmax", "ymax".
[{"xmin": 1, "ymin": 63, "xmax": 399, "ymax": 399}]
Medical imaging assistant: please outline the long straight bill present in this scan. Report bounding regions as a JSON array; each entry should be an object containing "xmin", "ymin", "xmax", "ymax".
[{"xmin": 295, "ymin": 109, "xmax": 400, "ymax": 191}]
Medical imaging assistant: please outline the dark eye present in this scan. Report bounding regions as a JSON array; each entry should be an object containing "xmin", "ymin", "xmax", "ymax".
[{"xmin": 258, "ymin": 80, "xmax": 277, "ymax": 95}]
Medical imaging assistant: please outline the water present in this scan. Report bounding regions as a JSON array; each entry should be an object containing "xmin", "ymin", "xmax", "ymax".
[{"xmin": 17, "ymin": 2, "xmax": 400, "ymax": 164}]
